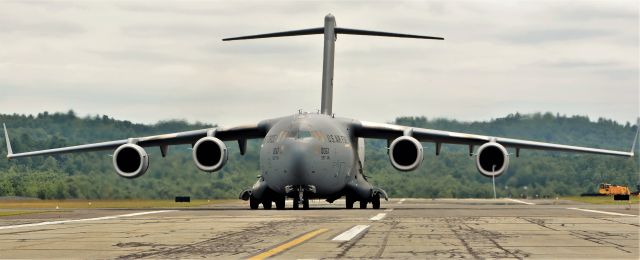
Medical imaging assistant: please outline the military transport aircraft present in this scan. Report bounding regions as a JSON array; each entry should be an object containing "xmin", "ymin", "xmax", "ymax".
[{"xmin": 3, "ymin": 14, "xmax": 637, "ymax": 210}]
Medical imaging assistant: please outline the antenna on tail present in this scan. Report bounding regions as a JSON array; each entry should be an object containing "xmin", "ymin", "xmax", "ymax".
[{"xmin": 223, "ymin": 14, "xmax": 444, "ymax": 115}]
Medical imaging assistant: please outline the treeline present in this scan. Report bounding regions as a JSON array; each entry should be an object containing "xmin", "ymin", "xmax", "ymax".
[{"xmin": 0, "ymin": 111, "xmax": 637, "ymax": 200}]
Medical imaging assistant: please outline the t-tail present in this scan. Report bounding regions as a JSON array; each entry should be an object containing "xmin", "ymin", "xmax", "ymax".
[{"xmin": 223, "ymin": 14, "xmax": 444, "ymax": 116}]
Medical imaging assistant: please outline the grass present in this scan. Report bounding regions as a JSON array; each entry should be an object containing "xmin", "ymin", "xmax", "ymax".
[
  {"xmin": 562, "ymin": 196, "xmax": 640, "ymax": 205},
  {"xmin": 0, "ymin": 210, "xmax": 62, "ymax": 217},
  {"xmin": 0, "ymin": 199, "xmax": 232, "ymax": 209}
]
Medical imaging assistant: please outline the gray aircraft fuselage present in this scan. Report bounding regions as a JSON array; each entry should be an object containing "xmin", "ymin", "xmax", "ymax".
[{"xmin": 258, "ymin": 113, "xmax": 364, "ymax": 199}]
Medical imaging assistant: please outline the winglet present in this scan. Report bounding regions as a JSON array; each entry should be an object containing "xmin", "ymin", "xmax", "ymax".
[
  {"xmin": 630, "ymin": 119, "xmax": 639, "ymax": 156},
  {"xmin": 3, "ymin": 123, "xmax": 13, "ymax": 159}
]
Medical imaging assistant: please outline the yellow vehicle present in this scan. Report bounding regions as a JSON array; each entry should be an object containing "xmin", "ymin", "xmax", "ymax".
[{"xmin": 598, "ymin": 183, "xmax": 631, "ymax": 196}]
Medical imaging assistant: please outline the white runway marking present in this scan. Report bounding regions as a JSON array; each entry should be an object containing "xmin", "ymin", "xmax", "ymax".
[
  {"xmin": 0, "ymin": 210, "xmax": 175, "ymax": 230},
  {"xmin": 384, "ymin": 208, "xmax": 394, "ymax": 212},
  {"xmin": 398, "ymin": 198, "xmax": 406, "ymax": 204},
  {"xmin": 567, "ymin": 208, "xmax": 637, "ymax": 217},
  {"xmin": 369, "ymin": 213, "xmax": 386, "ymax": 221},
  {"xmin": 505, "ymin": 198, "xmax": 535, "ymax": 205},
  {"xmin": 332, "ymin": 225, "xmax": 369, "ymax": 241}
]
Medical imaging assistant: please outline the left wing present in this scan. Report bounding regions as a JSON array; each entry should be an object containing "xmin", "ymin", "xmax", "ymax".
[
  {"xmin": 355, "ymin": 121, "xmax": 636, "ymax": 157},
  {"xmin": 3, "ymin": 121, "xmax": 272, "ymax": 160}
]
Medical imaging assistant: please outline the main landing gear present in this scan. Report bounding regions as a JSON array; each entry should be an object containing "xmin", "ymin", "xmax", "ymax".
[
  {"xmin": 249, "ymin": 195, "xmax": 285, "ymax": 210},
  {"xmin": 248, "ymin": 185, "xmax": 313, "ymax": 210},
  {"xmin": 345, "ymin": 194, "xmax": 381, "ymax": 209}
]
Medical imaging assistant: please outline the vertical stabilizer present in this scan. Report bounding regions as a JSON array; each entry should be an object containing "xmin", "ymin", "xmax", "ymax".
[
  {"xmin": 222, "ymin": 14, "xmax": 443, "ymax": 116},
  {"xmin": 321, "ymin": 14, "xmax": 336, "ymax": 115}
]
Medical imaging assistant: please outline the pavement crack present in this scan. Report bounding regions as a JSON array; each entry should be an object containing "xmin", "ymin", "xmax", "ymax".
[
  {"xmin": 116, "ymin": 219, "xmax": 302, "ymax": 259},
  {"xmin": 462, "ymin": 223, "xmax": 527, "ymax": 259},
  {"xmin": 447, "ymin": 219, "xmax": 480, "ymax": 259},
  {"xmin": 568, "ymin": 230, "xmax": 633, "ymax": 254},
  {"xmin": 373, "ymin": 221, "xmax": 399, "ymax": 258},
  {"xmin": 335, "ymin": 228, "xmax": 370, "ymax": 258},
  {"xmin": 520, "ymin": 217, "xmax": 558, "ymax": 231}
]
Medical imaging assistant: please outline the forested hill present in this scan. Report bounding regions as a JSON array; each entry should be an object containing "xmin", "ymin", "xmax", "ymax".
[{"xmin": 0, "ymin": 111, "xmax": 637, "ymax": 200}]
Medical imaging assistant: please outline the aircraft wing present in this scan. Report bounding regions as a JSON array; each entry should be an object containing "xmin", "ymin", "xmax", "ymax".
[
  {"xmin": 355, "ymin": 121, "xmax": 636, "ymax": 157},
  {"xmin": 3, "ymin": 122, "xmax": 270, "ymax": 159}
]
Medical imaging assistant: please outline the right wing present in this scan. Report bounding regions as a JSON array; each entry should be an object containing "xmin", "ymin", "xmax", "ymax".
[
  {"xmin": 355, "ymin": 121, "xmax": 636, "ymax": 157},
  {"xmin": 3, "ymin": 120, "xmax": 275, "ymax": 159}
]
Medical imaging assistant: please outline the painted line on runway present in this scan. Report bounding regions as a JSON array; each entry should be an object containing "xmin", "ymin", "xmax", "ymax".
[
  {"xmin": 505, "ymin": 198, "xmax": 535, "ymax": 205},
  {"xmin": 369, "ymin": 213, "xmax": 386, "ymax": 221},
  {"xmin": 248, "ymin": 228, "xmax": 328, "ymax": 260},
  {"xmin": 0, "ymin": 210, "xmax": 176, "ymax": 230},
  {"xmin": 384, "ymin": 208, "xmax": 394, "ymax": 212},
  {"xmin": 397, "ymin": 198, "xmax": 406, "ymax": 204},
  {"xmin": 567, "ymin": 208, "xmax": 638, "ymax": 217},
  {"xmin": 332, "ymin": 225, "xmax": 370, "ymax": 241}
]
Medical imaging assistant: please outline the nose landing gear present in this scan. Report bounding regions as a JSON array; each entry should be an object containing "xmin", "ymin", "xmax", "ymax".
[
  {"xmin": 286, "ymin": 185, "xmax": 315, "ymax": 210},
  {"xmin": 292, "ymin": 194, "xmax": 309, "ymax": 209}
]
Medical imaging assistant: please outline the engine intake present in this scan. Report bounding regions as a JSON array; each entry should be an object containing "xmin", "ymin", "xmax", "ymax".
[
  {"xmin": 475, "ymin": 142, "xmax": 509, "ymax": 177},
  {"xmin": 113, "ymin": 143, "xmax": 149, "ymax": 178},
  {"xmin": 193, "ymin": 137, "xmax": 228, "ymax": 172},
  {"xmin": 389, "ymin": 136, "xmax": 423, "ymax": 171}
]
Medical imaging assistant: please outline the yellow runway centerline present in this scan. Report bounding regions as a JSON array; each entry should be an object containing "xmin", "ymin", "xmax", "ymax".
[{"xmin": 248, "ymin": 228, "xmax": 329, "ymax": 260}]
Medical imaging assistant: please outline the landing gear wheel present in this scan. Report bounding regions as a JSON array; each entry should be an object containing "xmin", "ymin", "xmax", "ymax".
[
  {"xmin": 346, "ymin": 196, "xmax": 354, "ymax": 209},
  {"xmin": 359, "ymin": 200, "xmax": 368, "ymax": 209},
  {"xmin": 249, "ymin": 196, "xmax": 260, "ymax": 210},
  {"xmin": 303, "ymin": 198, "xmax": 309, "ymax": 210},
  {"xmin": 372, "ymin": 195, "xmax": 380, "ymax": 209},
  {"xmin": 293, "ymin": 197, "xmax": 300, "ymax": 210},
  {"xmin": 262, "ymin": 198, "xmax": 272, "ymax": 210},
  {"xmin": 275, "ymin": 197, "xmax": 285, "ymax": 210}
]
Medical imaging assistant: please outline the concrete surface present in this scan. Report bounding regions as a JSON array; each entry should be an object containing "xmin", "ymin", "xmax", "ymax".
[{"xmin": 0, "ymin": 198, "xmax": 638, "ymax": 259}]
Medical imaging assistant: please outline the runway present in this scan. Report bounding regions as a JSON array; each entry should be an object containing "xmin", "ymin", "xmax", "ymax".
[{"xmin": 1, "ymin": 198, "xmax": 638, "ymax": 259}]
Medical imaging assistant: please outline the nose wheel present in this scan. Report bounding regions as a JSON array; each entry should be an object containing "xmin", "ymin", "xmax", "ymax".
[
  {"xmin": 285, "ymin": 185, "xmax": 314, "ymax": 210},
  {"xmin": 292, "ymin": 190, "xmax": 310, "ymax": 209}
]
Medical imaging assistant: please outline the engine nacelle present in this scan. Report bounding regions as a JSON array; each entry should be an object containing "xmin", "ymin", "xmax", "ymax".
[
  {"xmin": 192, "ymin": 137, "xmax": 228, "ymax": 172},
  {"xmin": 475, "ymin": 142, "xmax": 509, "ymax": 177},
  {"xmin": 389, "ymin": 136, "xmax": 423, "ymax": 171},
  {"xmin": 113, "ymin": 143, "xmax": 149, "ymax": 178}
]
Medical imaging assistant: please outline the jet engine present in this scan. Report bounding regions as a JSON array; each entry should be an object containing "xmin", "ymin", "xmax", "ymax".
[
  {"xmin": 389, "ymin": 136, "xmax": 423, "ymax": 171},
  {"xmin": 113, "ymin": 143, "xmax": 149, "ymax": 178},
  {"xmin": 475, "ymin": 142, "xmax": 509, "ymax": 177},
  {"xmin": 192, "ymin": 137, "xmax": 228, "ymax": 172}
]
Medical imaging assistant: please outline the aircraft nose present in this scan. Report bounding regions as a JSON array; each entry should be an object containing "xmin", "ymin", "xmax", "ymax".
[{"xmin": 282, "ymin": 139, "xmax": 316, "ymax": 183}]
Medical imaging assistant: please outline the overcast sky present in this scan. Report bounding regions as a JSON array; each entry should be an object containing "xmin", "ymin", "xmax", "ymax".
[{"xmin": 0, "ymin": 1, "xmax": 637, "ymax": 127}]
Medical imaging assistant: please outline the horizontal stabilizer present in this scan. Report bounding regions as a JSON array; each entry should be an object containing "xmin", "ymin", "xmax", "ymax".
[
  {"xmin": 223, "ymin": 27, "xmax": 324, "ymax": 41},
  {"xmin": 335, "ymin": 27, "xmax": 443, "ymax": 40},
  {"xmin": 223, "ymin": 27, "xmax": 443, "ymax": 41}
]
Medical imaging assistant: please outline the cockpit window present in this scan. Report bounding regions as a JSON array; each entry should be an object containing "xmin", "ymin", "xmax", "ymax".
[
  {"xmin": 276, "ymin": 131, "xmax": 291, "ymax": 142},
  {"xmin": 298, "ymin": 131, "xmax": 313, "ymax": 139}
]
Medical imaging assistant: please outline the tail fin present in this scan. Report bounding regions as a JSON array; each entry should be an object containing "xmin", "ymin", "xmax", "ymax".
[
  {"xmin": 223, "ymin": 14, "xmax": 443, "ymax": 115},
  {"xmin": 3, "ymin": 123, "xmax": 13, "ymax": 159}
]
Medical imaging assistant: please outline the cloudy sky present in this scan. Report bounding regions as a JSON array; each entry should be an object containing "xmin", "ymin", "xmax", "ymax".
[{"xmin": 0, "ymin": 0, "xmax": 637, "ymax": 127}]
